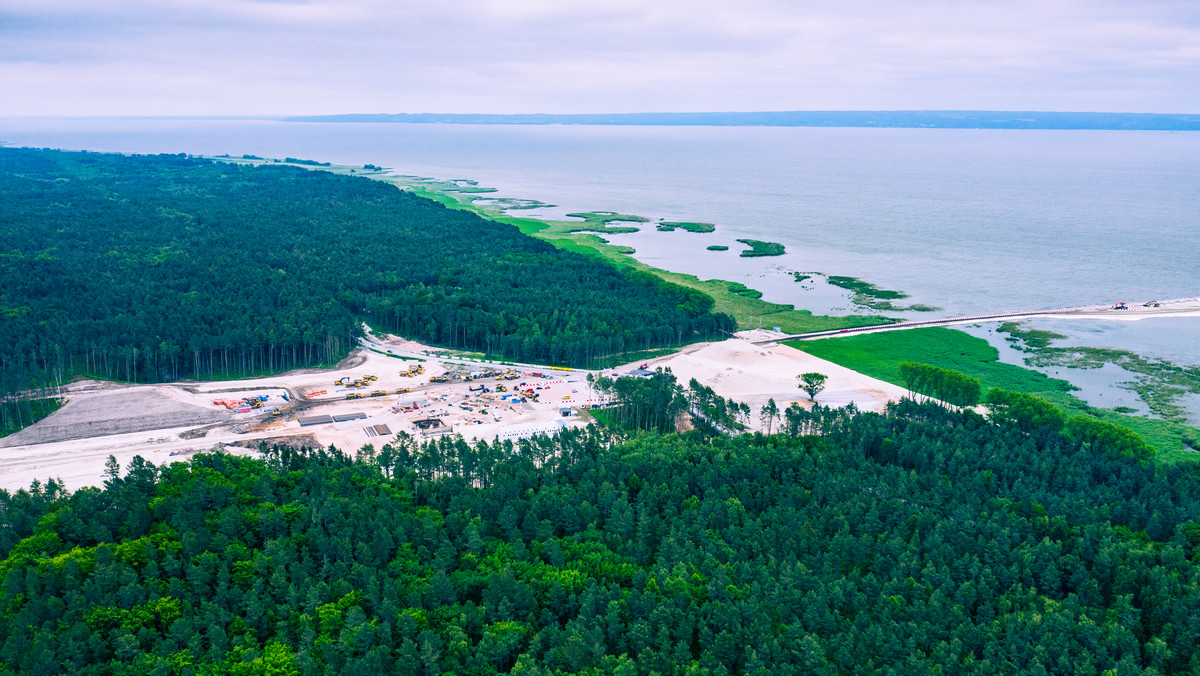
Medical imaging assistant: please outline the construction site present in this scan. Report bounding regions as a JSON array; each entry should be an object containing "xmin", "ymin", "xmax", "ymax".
[
  {"xmin": 0, "ymin": 331, "xmax": 612, "ymax": 492},
  {"xmin": 0, "ymin": 323, "xmax": 926, "ymax": 493},
  {"xmin": 9, "ymin": 295, "xmax": 1199, "ymax": 493}
]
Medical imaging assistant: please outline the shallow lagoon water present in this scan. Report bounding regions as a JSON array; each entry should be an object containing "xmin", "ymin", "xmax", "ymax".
[
  {"xmin": 3, "ymin": 117, "xmax": 1198, "ymax": 420},
  {"xmin": 964, "ymin": 317, "xmax": 1200, "ymax": 424}
]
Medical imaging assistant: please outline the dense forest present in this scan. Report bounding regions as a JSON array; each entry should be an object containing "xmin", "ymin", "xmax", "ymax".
[
  {"xmin": 3, "ymin": 393, "xmax": 1199, "ymax": 674},
  {"xmin": 0, "ymin": 148, "xmax": 734, "ymax": 397}
]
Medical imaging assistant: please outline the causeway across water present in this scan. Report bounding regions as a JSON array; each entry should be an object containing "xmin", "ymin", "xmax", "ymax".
[{"xmin": 752, "ymin": 297, "xmax": 1200, "ymax": 345}]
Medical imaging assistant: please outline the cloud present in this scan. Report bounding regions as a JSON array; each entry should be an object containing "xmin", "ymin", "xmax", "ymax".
[{"xmin": 1, "ymin": 0, "xmax": 1198, "ymax": 115}]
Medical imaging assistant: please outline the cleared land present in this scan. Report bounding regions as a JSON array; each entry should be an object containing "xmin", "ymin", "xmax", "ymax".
[
  {"xmin": 642, "ymin": 335, "xmax": 911, "ymax": 425},
  {"xmin": 0, "ymin": 332, "xmax": 600, "ymax": 492},
  {"xmin": 1, "ymin": 328, "xmax": 914, "ymax": 492}
]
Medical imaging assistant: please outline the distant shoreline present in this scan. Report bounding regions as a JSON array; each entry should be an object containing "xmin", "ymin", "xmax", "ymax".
[{"xmin": 283, "ymin": 110, "xmax": 1200, "ymax": 131}]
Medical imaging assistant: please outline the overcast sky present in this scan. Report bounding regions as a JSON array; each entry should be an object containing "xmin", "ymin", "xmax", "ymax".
[{"xmin": 2, "ymin": 0, "xmax": 1198, "ymax": 117}]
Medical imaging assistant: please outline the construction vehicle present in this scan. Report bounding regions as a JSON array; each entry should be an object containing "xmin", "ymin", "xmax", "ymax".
[
  {"xmin": 347, "ymin": 393, "xmax": 364, "ymax": 399},
  {"xmin": 1113, "ymin": 302, "xmax": 1129, "ymax": 310},
  {"xmin": 1144, "ymin": 300, "xmax": 1161, "ymax": 307},
  {"xmin": 394, "ymin": 387, "xmax": 412, "ymax": 394},
  {"xmin": 430, "ymin": 375, "xmax": 450, "ymax": 383},
  {"xmin": 335, "ymin": 377, "xmax": 352, "ymax": 386},
  {"xmin": 371, "ymin": 390, "xmax": 388, "ymax": 397},
  {"xmin": 271, "ymin": 406, "xmax": 292, "ymax": 417},
  {"xmin": 495, "ymin": 384, "xmax": 507, "ymax": 392},
  {"xmin": 366, "ymin": 375, "xmax": 378, "ymax": 381}
]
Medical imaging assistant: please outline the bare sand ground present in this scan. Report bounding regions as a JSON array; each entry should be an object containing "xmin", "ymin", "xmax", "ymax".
[
  {"xmin": 2, "ymin": 327, "xmax": 928, "ymax": 493},
  {"xmin": 635, "ymin": 337, "xmax": 910, "ymax": 430},
  {"xmin": 0, "ymin": 335, "xmax": 598, "ymax": 493}
]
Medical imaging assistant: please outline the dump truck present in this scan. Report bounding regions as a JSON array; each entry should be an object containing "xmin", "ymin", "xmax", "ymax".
[
  {"xmin": 347, "ymin": 393, "xmax": 365, "ymax": 399},
  {"xmin": 370, "ymin": 390, "xmax": 388, "ymax": 397},
  {"xmin": 394, "ymin": 387, "xmax": 412, "ymax": 394},
  {"xmin": 430, "ymin": 375, "xmax": 450, "ymax": 383}
]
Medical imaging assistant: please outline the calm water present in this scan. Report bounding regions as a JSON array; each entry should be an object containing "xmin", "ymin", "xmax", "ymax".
[{"xmin": 4, "ymin": 118, "xmax": 1198, "ymax": 418}]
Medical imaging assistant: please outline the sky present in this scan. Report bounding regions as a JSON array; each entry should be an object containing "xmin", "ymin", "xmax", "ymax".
[{"xmin": 1, "ymin": 0, "xmax": 1198, "ymax": 117}]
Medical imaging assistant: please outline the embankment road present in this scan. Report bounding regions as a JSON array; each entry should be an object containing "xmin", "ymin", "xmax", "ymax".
[{"xmin": 758, "ymin": 297, "xmax": 1200, "ymax": 344}]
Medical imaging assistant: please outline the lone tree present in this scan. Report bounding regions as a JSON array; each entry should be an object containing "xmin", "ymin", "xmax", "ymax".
[
  {"xmin": 759, "ymin": 397, "xmax": 779, "ymax": 435},
  {"xmin": 798, "ymin": 372, "xmax": 828, "ymax": 402}
]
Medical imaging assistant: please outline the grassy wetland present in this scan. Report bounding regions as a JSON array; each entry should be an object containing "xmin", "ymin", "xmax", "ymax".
[
  {"xmin": 208, "ymin": 157, "xmax": 1198, "ymax": 462},
  {"xmin": 998, "ymin": 321, "xmax": 1200, "ymax": 427},
  {"xmin": 391, "ymin": 175, "xmax": 893, "ymax": 334},
  {"xmin": 790, "ymin": 327, "xmax": 1200, "ymax": 461}
]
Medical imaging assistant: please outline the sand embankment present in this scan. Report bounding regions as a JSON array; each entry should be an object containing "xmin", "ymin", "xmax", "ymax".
[{"xmin": 0, "ymin": 384, "xmax": 231, "ymax": 448}]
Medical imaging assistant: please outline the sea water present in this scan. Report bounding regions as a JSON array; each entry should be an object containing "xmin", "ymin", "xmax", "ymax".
[{"xmin": 3, "ymin": 118, "xmax": 1198, "ymax": 419}]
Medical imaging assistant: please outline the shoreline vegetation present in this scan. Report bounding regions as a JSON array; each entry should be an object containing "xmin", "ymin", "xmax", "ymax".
[
  {"xmin": 998, "ymin": 321, "xmax": 1200, "ymax": 426},
  {"xmin": 788, "ymin": 327, "xmax": 1200, "ymax": 461},
  {"xmin": 561, "ymin": 211, "xmax": 649, "ymax": 235},
  {"xmin": 202, "ymin": 155, "xmax": 1198, "ymax": 461},
  {"xmin": 656, "ymin": 220, "xmax": 716, "ymax": 233},
  {"xmin": 735, "ymin": 238, "xmax": 786, "ymax": 257},
  {"xmin": 375, "ymin": 172, "xmax": 893, "ymax": 334},
  {"xmin": 207, "ymin": 156, "xmax": 911, "ymax": 334},
  {"xmin": 825, "ymin": 275, "xmax": 941, "ymax": 312}
]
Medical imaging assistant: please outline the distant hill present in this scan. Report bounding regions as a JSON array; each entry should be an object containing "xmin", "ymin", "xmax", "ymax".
[{"xmin": 285, "ymin": 110, "xmax": 1200, "ymax": 130}]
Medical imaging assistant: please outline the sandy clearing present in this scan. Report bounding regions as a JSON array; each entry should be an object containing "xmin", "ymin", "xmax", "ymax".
[
  {"xmin": 635, "ymin": 338, "xmax": 911, "ymax": 429},
  {"xmin": 0, "ymin": 338, "xmax": 599, "ymax": 493},
  {"xmin": 3, "ymin": 328, "xmax": 918, "ymax": 493}
]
